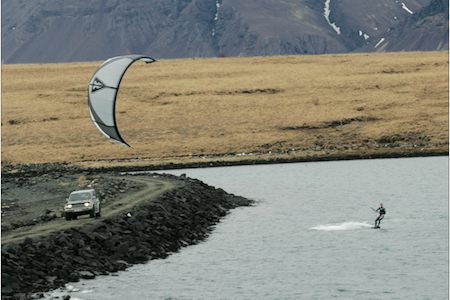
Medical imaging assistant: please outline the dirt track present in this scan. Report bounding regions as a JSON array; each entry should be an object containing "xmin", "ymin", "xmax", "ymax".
[{"xmin": 1, "ymin": 175, "xmax": 182, "ymax": 245}]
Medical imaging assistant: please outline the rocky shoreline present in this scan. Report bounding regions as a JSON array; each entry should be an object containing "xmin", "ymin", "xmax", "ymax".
[
  {"xmin": 2, "ymin": 146, "xmax": 448, "ymax": 179},
  {"xmin": 1, "ymin": 172, "xmax": 253, "ymax": 299}
]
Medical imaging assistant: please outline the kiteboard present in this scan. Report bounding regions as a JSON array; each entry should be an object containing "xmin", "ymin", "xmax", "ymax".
[{"xmin": 372, "ymin": 207, "xmax": 380, "ymax": 228}]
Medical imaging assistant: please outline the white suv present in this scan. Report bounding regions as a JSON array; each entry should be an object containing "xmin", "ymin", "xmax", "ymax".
[{"xmin": 64, "ymin": 189, "xmax": 101, "ymax": 220}]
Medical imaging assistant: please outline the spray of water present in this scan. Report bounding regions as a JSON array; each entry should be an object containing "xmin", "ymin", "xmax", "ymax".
[{"xmin": 310, "ymin": 222, "xmax": 373, "ymax": 231}]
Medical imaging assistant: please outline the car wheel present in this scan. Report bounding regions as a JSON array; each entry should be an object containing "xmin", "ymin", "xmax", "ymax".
[
  {"xmin": 96, "ymin": 204, "xmax": 101, "ymax": 217},
  {"xmin": 90, "ymin": 209, "xmax": 95, "ymax": 218},
  {"xmin": 65, "ymin": 212, "xmax": 71, "ymax": 221}
]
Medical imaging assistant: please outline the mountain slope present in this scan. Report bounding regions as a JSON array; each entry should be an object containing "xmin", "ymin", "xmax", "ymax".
[
  {"xmin": 1, "ymin": 0, "xmax": 447, "ymax": 64},
  {"xmin": 357, "ymin": 0, "xmax": 449, "ymax": 52}
]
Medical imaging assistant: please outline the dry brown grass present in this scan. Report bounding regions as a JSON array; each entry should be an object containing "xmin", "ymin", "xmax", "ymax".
[{"xmin": 1, "ymin": 51, "xmax": 448, "ymax": 167}]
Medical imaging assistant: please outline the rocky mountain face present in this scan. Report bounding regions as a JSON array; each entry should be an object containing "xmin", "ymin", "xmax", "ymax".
[
  {"xmin": 1, "ymin": 0, "xmax": 448, "ymax": 64},
  {"xmin": 357, "ymin": 0, "xmax": 449, "ymax": 52}
]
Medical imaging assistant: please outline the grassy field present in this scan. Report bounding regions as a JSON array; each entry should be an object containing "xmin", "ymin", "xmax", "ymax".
[{"xmin": 1, "ymin": 51, "xmax": 448, "ymax": 168}]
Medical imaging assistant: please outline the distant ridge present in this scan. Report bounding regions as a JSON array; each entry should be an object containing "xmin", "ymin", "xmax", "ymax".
[{"xmin": 1, "ymin": 0, "xmax": 448, "ymax": 64}]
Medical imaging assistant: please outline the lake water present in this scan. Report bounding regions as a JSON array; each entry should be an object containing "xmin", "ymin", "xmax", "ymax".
[{"xmin": 44, "ymin": 157, "xmax": 448, "ymax": 300}]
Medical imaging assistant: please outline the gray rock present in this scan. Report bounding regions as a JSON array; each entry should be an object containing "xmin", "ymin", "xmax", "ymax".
[
  {"xmin": 114, "ymin": 242, "xmax": 129, "ymax": 254},
  {"xmin": 79, "ymin": 271, "xmax": 95, "ymax": 279},
  {"xmin": 72, "ymin": 256, "xmax": 86, "ymax": 265}
]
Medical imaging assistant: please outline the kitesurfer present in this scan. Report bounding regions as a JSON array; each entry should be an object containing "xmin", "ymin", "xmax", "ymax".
[{"xmin": 375, "ymin": 203, "xmax": 385, "ymax": 228}]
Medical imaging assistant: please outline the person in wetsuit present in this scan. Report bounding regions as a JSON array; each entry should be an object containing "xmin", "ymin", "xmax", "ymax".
[{"xmin": 375, "ymin": 203, "xmax": 386, "ymax": 228}]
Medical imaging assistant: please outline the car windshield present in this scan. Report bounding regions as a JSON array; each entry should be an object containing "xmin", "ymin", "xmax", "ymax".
[{"xmin": 69, "ymin": 192, "xmax": 91, "ymax": 201}]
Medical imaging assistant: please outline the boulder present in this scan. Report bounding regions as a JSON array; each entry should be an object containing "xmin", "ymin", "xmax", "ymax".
[
  {"xmin": 79, "ymin": 271, "xmax": 95, "ymax": 279},
  {"xmin": 113, "ymin": 242, "xmax": 129, "ymax": 254}
]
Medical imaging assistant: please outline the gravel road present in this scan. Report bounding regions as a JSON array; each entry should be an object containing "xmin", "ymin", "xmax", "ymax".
[{"xmin": 1, "ymin": 173, "xmax": 182, "ymax": 245}]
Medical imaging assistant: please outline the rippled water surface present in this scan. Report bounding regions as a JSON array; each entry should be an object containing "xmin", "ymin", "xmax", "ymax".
[{"xmin": 45, "ymin": 157, "xmax": 448, "ymax": 300}]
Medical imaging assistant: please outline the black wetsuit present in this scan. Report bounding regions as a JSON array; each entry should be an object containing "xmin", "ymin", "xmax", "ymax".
[{"xmin": 375, "ymin": 207, "xmax": 386, "ymax": 227}]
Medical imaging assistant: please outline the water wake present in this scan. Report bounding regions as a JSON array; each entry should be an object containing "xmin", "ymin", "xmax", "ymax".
[{"xmin": 310, "ymin": 222, "xmax": 372, "ymax": 231}]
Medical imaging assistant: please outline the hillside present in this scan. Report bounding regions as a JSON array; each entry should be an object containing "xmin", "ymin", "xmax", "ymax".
[
  {"xmin": 1, "ymin": 52, "xmax": 448, "ymax": 169},
  {"xmin": 358, "ymin": 0, "xmax": 449, "ymax": 52},
  {"xmin": 1, "ymin": 0, "xmax": 448, "ymax": 64}
]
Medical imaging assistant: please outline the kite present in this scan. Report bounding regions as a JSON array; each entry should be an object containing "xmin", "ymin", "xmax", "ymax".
[{"xmin": 88, "ymin": 55, "xmax": 155, "ymax": 147}]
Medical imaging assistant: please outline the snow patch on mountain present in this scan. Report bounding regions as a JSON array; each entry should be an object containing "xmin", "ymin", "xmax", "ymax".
[
  {"xmin": 359, "ymin": 31, "xmax": 370, "ymax": 40},
  {"xmin": 401, "ymin": 2, "xmax": 413, "ymax": 14},
  {"xmin": 375, "ymin": 38, "xmax": 385, "ymax": 48},
  {"xmin": 212, "ymin": 0, "xmax": 220, "ymax": 36},
  {"xmin": 324, "ymin": 0, "xmax": 341, "ymax": 34},
  {"xmin": 214, "ymin": 0, "xmax": 220, "ymax": 21}
]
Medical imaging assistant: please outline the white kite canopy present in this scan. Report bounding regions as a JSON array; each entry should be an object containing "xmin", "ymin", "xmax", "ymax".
[{"xmin": 88, "ymin": 55, "xmax": 155, "ymax": 147}]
